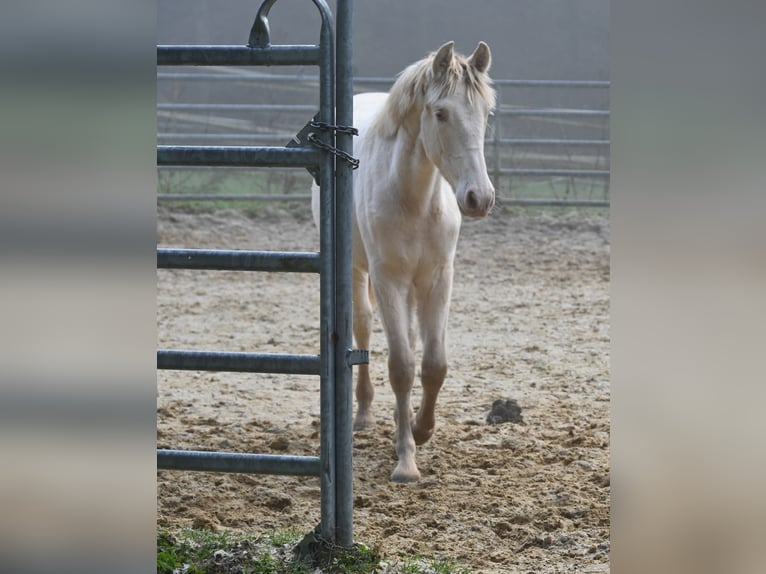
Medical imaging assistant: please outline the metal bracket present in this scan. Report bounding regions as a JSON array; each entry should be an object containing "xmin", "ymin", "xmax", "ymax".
[
  {"xmin": 248, "ymin": 0, "xmax": 278, "ymax": 48},
  {"xmin": 346, "ymin": 348, "xmax": 369, "ymax": 367},
  {"xmin": 287, "ymin": 113, "xmax": 322, "ymax": 185}
]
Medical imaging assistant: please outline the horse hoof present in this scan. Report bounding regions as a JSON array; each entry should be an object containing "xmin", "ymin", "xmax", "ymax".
[
  {"xmin": 353, "ymin": 413, "xmax": 375, "ymax": 431},
  {"xmin": 391, "ymin": 464, "xmax": 421, "ymax": 483}
]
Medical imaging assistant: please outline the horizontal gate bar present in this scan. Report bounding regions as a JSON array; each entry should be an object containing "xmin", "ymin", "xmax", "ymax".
[
  {"xmin": 158, "ymin": 349, "xmax": 320, "ymax": 375},
  {"xmin": 158, "ymin": 145, "xmax": 320, "ymax": 168},
  {"xmin": 159, "ymin": 195, "xmax": 610, "ymax": 208},
  {"xmin": 499, "ymin": 108, "xmax": 609, "ymax": 117},
  {"xmin": 157, "ymin": 449, "xmax": 320, "ymax": 476},
  {"xmin": 157, "ymin": 248, "xmax": 320, "ymax": 273},
  {"xmin": 157, "ymin": 103, "xmax": 317, "ymax": 112},
  {"xmin": 495, "ymin": 79, "xmax": 610, "ymax": 88},
  {"xmin": 501, "ymin": 168, "xmax": 610, "ymax": 177},
  {"xmin": 156, "ymin": 73, "xmax": 610, "ymax": 90},
  {"xmin": 502, "ymin": 198, "xmax": 610, "ymax": 208},
  {"xmin": 157, "ymin": 134, "xmax": 295, "ymax": 143},
  {"xmin": 157, "ymin": 45, "xmax": 321, "ymax": 67},
  {"xmin": 502, "ymin": 138, "xmax": 611, "ymax": 146},
  {"xmin": 157, "ymin": 133, "xmax": 611, "ymax": 147},
  {"xmin": 157, "ymin": 194, "xmax": 312, "ymax": 202}
]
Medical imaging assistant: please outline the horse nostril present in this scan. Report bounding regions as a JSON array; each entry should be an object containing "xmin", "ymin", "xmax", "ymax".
[{"xmin": 466, "ymin": 190, "xmax": 478, "ymax": 210}]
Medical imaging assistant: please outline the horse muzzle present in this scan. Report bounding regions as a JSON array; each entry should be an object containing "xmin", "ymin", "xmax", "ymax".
[{"xmin": 458, "ymin": 186, "xmax": 495, "ymax": 218}]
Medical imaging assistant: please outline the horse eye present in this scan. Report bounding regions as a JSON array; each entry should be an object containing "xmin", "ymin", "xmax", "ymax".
[{"xmin": 435, "ymin": 108, "xmax": 448, "ymax": 122}]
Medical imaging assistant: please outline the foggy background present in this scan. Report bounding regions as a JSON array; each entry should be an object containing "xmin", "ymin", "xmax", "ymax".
[
  {"xmin": 157, "ymin": 0, "xmax": 610, "ymax": 203},
  {"xmin": 158, "ymin": 0, "xmax": 608, "ymax": 81}
]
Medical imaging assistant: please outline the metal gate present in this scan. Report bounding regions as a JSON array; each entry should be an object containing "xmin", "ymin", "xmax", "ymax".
[{"xmin": 156, "ymin": 0, "xmax": 360, "ymax": 546}]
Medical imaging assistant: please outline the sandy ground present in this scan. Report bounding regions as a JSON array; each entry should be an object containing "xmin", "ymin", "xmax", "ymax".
[{"xmin": 157, "ymin": 204, "xmax": 610, "ymax": 573}]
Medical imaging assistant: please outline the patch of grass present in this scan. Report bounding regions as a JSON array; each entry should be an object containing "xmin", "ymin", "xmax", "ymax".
[
  {"xmin": 157, "ymin": 528, "xmax": 267, "ymax": 574},
  {"xmin": 387, "ymin": 554, "xmax": 470, "ymax": 574},
  {"xmin": 427, "ymin": 557, "xmax": 470, "ymax": 574},
  {"xmin": 158, "ymin": 528, "xmax": 471, "ymax": 574},
  {"xmin": 268, "ymin": 529, "xmax": 305, "ymax": 546}
]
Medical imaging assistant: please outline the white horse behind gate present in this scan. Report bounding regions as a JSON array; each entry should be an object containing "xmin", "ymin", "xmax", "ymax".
[{"xmin": 312, "ymin": 41, "xmax": 496, "ymax": 482}]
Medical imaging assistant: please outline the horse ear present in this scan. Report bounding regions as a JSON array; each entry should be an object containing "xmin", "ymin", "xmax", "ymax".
[
  {"xmin": 469, "ymin": 41, "xmax": 492, "ymax": 74},
  {"xmin": 432, "ymin": 41, "xmax": 455, "ymax": 78}
]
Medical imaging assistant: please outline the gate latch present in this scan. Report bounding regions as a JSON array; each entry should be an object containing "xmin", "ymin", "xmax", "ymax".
[{"xmin": 346, "ymin": 348, "xmax": 369, "ymax": 367}]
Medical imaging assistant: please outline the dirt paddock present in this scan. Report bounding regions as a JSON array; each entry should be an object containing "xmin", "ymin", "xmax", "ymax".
[{"xmin": 157, "ymin": 204, "xmax": 610, "ymax": 573}]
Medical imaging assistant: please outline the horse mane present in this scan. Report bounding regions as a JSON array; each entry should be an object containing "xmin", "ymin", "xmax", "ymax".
[{"xmin": 372, "ymin": 48, "xmax": 496, "ymax": 138}]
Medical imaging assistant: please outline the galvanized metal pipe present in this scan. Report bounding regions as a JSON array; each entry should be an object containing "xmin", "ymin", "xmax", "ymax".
[
  {"xmin": 157, "ymin": 72, "xmax": 322, "ymax": 82},
  {"xmin": 157, "ymin": 103, "xmax": 317, "ymax": 112},
  {"xmin": 157, "ymin": 134, "xmax": 297, "ymax": 143},
  {"xmin": 157, "ymin": 45, "xmax": 321, "ymax": 67},
  {"xmin": 503, "ymin": 198, "xmax": 609, "ymax": 208},
  {"xmin": 499, "ymin": 108, "xmax": 609, "ymax": 117},
  {"xmin": 155, "ymin": 102, "xmax": 608, "ymax": 119},
  {"xmin": 157, "ymin": 194, "xmax": 312, "ymax": 202},
  {"xmin": 492, "ymin": 90, "xmax": 502, "ymax": 189},
  {"xmin": 156, "ymin": 194, "xmax": 609, "ymax": 208},
  {"xmin": 157, "ymin": 132, "xmax": 609, "ymax": 147},
  {"xmin": 157, "ymin": 145, "xmax": 319, "ymax": 168},
  {"xmin": 157, "ymin": 450, "xmax": 321, "ymax": 476},
  {"xmin": 157, "ymin": 135, "xmax": 298, "ymax": 143},
  {"xmin": 333, "ymin": 0, "xmax": 355, "ymax": 548},
  {"xmin": 157, "ymin": 349, "xmax": 320, "ymax": 375},
  {"xmin": 501, "ymin": 168, "xmax": 610, "ymax": 177},
  {"xmin": 157, "ymin": 248, "xmax": 320, "ymax": 273},
  {"xmin": 307, "ymin": 0, "xmax": 338, "ymax": 544},
  {"xmin": 503, "ymin": 138, "xmax": 611, "ymax": 146},
  {"xmin": 157, "ymin": 73, "xmax": 610, "ymax": 90},
  {"xmin": 494, "ymin": 79, "xmax": 610, "ymax": 88},
  {"xmin": 156, "ymin": 193, "xmax": 611, "ymax": 207}
]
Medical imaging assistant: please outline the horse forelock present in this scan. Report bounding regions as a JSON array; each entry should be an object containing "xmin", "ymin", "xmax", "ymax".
[
  {"xmin": 375, "ymin": 49, "xmax": 495, "ymax": 137},
  {"xmin": 431, "ymin": 56, "xmax": 496, "ymax": 110}
]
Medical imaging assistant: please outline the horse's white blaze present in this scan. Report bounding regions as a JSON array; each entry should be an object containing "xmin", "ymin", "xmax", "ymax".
[{"xmin": 312, "ymin": 42, "xmax": 496, "ymax": 482}]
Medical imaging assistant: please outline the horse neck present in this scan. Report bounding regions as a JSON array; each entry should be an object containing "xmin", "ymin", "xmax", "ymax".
[{"xmin": 389, "ymin": 109, "xmax": 443, "ymax": 214}]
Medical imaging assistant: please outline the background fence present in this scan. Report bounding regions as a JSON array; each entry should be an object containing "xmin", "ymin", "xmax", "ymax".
[{"xmin": 157, "ymin": 71, "xmax": 610, "ymax": 208}]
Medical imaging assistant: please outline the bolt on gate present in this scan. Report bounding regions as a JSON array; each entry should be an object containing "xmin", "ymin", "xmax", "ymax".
[{"xmin": 156, "ymin": 0, "xmax": 361, "ymax": 546}]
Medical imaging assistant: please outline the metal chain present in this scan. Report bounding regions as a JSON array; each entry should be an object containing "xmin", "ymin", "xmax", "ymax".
[
  {"xmin": 310, "ymin": 120, "xmax": 359, "ymax": 137},
  {"xmin": 307, "ymin": 120, "xmax": 360, "ymax": 169},
  {"xmin": 307, "ymin": 132, "xmax": 360, "ymax": 169}
]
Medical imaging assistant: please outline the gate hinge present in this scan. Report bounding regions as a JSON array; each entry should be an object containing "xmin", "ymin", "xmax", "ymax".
[{"xmin": 346, "ymin": 348, "xmax": 369, "ymax": 367}]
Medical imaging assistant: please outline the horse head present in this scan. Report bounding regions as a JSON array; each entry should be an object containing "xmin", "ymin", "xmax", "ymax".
[{"xmin": 419, "ymin": 41, "xmax": 496, "ymax": 218}]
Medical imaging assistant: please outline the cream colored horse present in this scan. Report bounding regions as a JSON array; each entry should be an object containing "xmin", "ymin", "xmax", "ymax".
[{"xmin": 313, "ymin": 42, "xmax": 496, "ymax": 482}]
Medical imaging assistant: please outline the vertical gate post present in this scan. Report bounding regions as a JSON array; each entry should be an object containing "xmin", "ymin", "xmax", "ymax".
[
  {"xmin": 315, "ymin": 0, "xmax": 338, "ymax": 544},
  {"xmin": 492, "ymin": 89, "xmax": 502, "ymax": 192},
  {"xmin": 334, "ymin": 0, "xmax": 355, "ymax": 548}
]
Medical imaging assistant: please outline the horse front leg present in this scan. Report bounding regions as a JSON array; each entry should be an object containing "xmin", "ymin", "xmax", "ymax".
[
  {"xmin": 412, "ymin": 264, "xmax": 453, "ymax": 445},
  {"xmin": 372, "ymin": 275, "xmax": 420, "ymax": 482}
]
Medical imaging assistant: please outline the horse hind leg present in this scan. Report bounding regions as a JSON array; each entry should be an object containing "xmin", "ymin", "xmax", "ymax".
[{"xmin": 352, "ymin": 269, "xmax": 375, "ymax": 431}]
